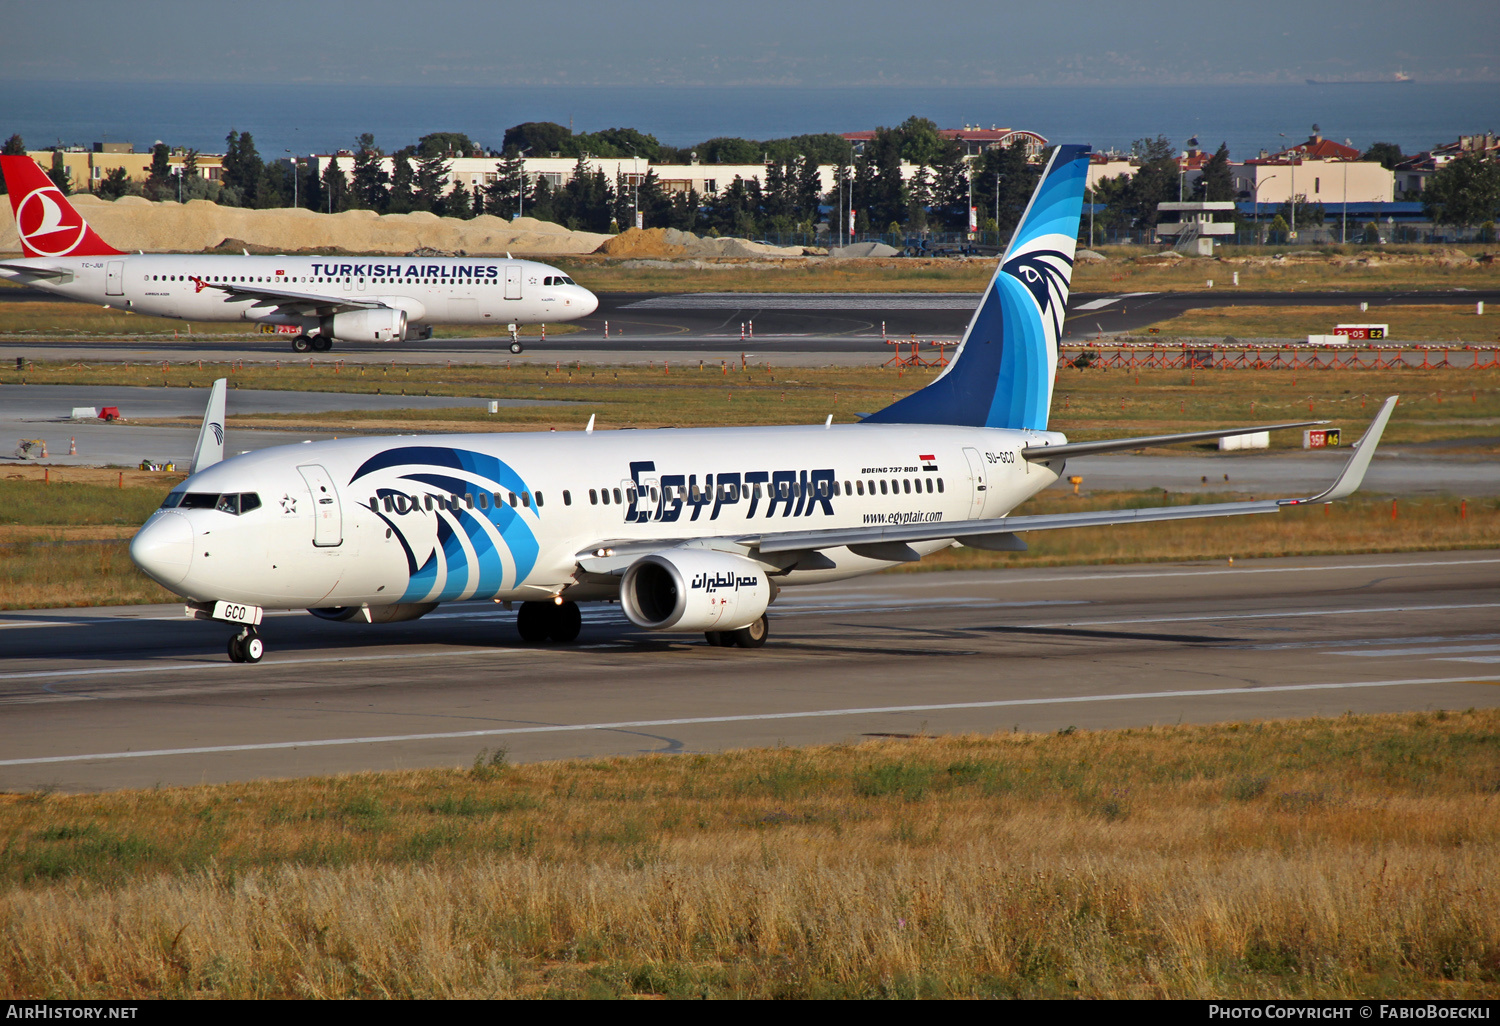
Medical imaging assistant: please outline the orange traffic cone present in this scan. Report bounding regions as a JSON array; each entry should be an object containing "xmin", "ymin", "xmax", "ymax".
[{"xmin": 68, "ymin": 436, "xmax": 76, "ymax": 455}]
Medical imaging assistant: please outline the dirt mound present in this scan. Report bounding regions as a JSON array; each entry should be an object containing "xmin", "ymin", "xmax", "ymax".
[
  {"xmin": 596, "ymin": 228, "xmax": 689, "ymax": 258},
  {"xmin": 0, "ymin": 197, "xmax": 611, "ymax": 257}
]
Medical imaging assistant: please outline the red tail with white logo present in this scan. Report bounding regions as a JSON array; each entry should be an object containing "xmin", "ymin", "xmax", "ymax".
[{"xmin": 2, "ymin": 156, "xmax": 123, "ymax": 258}]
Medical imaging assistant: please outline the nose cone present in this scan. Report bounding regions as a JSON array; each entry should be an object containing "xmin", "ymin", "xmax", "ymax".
[
  {"xmin": 130, "ymin": 512, "xmax": 194, "ymax": 588},
  {"xmin": 577, "ymin": 286, "xmax": 599, "ymax": 317}
]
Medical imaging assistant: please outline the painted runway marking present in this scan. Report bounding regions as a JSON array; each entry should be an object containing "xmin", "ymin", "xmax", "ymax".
[
  {"xmin": 3, "ymin": 674, "xmax": 1495, "ymax": 767},
  {"xmin": 1028, "ymin": 602, "xmax": 1500, "ymax": 629},
  {"xmin": 0, "ymin": 649, "xmax": 506, "ymax": 683},
  {"xmin": 1331, "ymin": 644, "xmax": 1500, "ymax": 658},
  {"xmin": 874, "ymin": 557, "xmax": 1500, "ymax": 589}
]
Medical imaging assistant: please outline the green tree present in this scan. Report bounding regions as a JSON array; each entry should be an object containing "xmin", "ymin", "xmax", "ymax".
[
  {"xmin": 47, "ymin": 151, "xmax": 71, "ymax": 195},
  {"xmin": 144, "ymin": 142, "xmax": 172, "ymax": 201},
  {"xmin": 417, "ymin": 132, "xmax": 477, "ymax": 158},
  {"xmin": 413, "ymin": 154, "xmax": 449, "ymax": 213},
  {"xmin": 894, "ymin": 116, "xmax": 946, "ymax": 165},
  {"xmin": 502, "ymin": 122, "xmax": 570, "ymax": 157},
  {"xmin": 445, "ymin": 179, "xmax": 475, "ymax": 219},
  {"xmin": 319, "ymin": 158, "xmax": 349, "ymax": 213},
  {"xmin": 927, "ymin": 138, "xmax": 969, "ymax": 230},
  {"xmin": 97, "ymin": 167, "xmax": 130, "ymax": 201},
  {"xmin": 351, "ymin": 133, "xmax": 389, "ymax": 211},
  {"xmin": 696, "ymin": 137, "xmax": 762, "ymax": 165},
  {"xmin": 484, "ymin": 153, "xmax": 526, "ymax": 219},
  {"xmin": 573, "ymin": 127, "xmax": 661, "ymax": 160},
  {"xmin": 1, "ymin": 134, "xmax": 25, "ymax": 194},
  {"xmin": 1423, "ymin": 153, "xmax": 1500, "ymax": 226},
  {"xmin": 221, "ymin": 130, "xmax": 266, "ymax": 206},
  {"xmin": 387, "ymin": 151, "xmax": 416, "ymax": 213},
  {"xmin": 557, "ymin": 156, "xmax": 615, "ymax": 232},
  {"xmin": 974, "ymin": 137, "xmax": 1040, "ymax": 239},
  {"xmin": 1361, "ymin": 141, "xmax": 1404, "ymax": 170},
  {"xmin": 854, "ymin": 127, "xmax": 908, "ymax": 231},
  {"xmin": 1123, "ymin": 135, "xmax": 1179, "ymax": 231}
]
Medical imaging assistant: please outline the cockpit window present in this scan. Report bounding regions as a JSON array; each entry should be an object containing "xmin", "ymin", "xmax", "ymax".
[{"xmin": 160, "ymin": 491, "xmax": 261, "ymax": 514}]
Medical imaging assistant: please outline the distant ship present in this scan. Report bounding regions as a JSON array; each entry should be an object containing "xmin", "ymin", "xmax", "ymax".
[{"xmin": 1307, "ymin": 70, "xmax": 1414, "ymax": 85}]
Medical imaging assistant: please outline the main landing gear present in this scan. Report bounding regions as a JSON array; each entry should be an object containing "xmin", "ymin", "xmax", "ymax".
[
  {"xmin": 705, "ymin": 614, "xmax": 768, "ymax": 649},
  {"xmin": 292, "ymin": 333, "xmax": 333, "ymax": 353},
  {"xmin": 516, "ymin": 600, "xmax": 581, "ymax": 644},
  {"xmin": 227, "ymin": 627, "xmax": 264, "ymax": 663}
]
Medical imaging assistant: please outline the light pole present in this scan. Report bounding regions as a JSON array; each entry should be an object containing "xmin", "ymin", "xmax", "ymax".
[{"xmin": 1250, "ymin": 173, "xmax": 1278, "ymax": 244}]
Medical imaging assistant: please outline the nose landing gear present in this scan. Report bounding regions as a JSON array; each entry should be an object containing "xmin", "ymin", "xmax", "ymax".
[{"xmin": 228, "ymin": 627, "xmax": 264, "ymax": 663}]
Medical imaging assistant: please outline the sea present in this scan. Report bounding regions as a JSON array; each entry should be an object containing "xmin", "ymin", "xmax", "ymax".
[{"xmin": 1, "ymin": 79, "xmax": 1494, "ymax": 161}]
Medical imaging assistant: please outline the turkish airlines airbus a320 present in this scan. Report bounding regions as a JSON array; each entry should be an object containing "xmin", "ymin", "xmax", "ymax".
[
  {"xmin": 128, "ymin": 144, "xmax": 1397, "ymax": 662},
  {"xmin": 0, "ymin": 155, "xmax": 597, "ymax": 353}
]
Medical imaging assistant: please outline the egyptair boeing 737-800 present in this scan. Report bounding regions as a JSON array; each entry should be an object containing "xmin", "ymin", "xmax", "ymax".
[
  {"xmin": 127, "ymin": 144, "xmax": 1397, "ymax": 662},
  {"xmin": 0, "ymin": 155, "xmax": 597, "ymax": 353}
]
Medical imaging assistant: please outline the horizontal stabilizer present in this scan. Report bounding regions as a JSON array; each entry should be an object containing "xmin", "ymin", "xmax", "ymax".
[{"xmin": 1021, "ymin": 420, "xmax": 1324, "ymax": 461}]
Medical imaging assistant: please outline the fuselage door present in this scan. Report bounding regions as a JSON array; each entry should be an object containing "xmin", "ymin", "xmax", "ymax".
[
  {"xmin": 105, "ymin": 260, "xmax": 124, "ymax": 296},
  {"xmin": 342, "ymin": 276, "xmax": 353, "ymax": 292},
  {"xmin": 961, "ymin": 447, "xmax": 988, "ymax": 519},
  {"xmin": 504, "ymin": 264, "xmax": 522, "ymax": 300},
  {"xmin": 297, "ymin": 464, "xmax": 343, "ymax": 547}
]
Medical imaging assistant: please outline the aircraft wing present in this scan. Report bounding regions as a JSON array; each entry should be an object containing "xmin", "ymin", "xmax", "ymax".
[
  {"xmin": 189, "ymin": 276, "xmax": 390, "ymax": 314},
  {"xmin": 0, "ymin": 262, "xmax": 73, "ymax": 282},
  {"xmin": 1020, "ymin": 420, "xmax": 1326, "ymax": 460},
  {"xmin": 575, "ymin": 397, "xmax": 1398, "ymax": 573}
]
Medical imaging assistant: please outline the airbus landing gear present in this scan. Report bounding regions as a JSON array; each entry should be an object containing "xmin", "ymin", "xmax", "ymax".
[
  {"xmin": 509, "ymin": 323, "xmax": 523, "ymax": 354},
  {"xmin": 516, "ymin": 600, "xmax": 581, "ymax": 644},
  {"xmin": 312, "ymin": 335, "xmax": 333, "ymax": 352},
  {"xmin": 509, "ymin": 340, "xmax": 524, "ymax": 355},
  {"xmin": 292, "ymin": 334, "xmax": 312, "ymax": 353},
  {"xmin": 705, "ymin": 615, "xmax": 768, "ymax": 649},
  {"xmin": 293, "ymin": 333, "xmax": 333, "ymax": 353},
  {"xmin": 227, "ymin": 627, "xmax": 264, "ymax": 663}
]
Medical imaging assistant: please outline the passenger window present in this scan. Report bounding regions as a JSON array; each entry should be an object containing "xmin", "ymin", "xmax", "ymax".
[
  {"xmin": 903, "ymin": 480, "xmax": 911, "ymax": 494},
  {"xmin": 424, "ymin": 495, "xmax": 434, "ymax": 511},
  {"xmin": 509, "ymin": 492, "xmax": 518, "ymax": 507},
  {"xmin": 613, "ymin": 488, "xmax": 623, "ymax": 504},
  {"xmin": 521, "ymin": 491, "xmax": 530, "ymax": 508},
  {"xmin": 925, "ymin": 479, "xmax": 933, "ymax": 493},
  {"xmin": 562, "ymin": 490, "xmax": 571, "ymax": 506},
  {"xmin": 477, "ymin": 492, "xmax": 489, "ymax": 510},
  {"xmin": 464, "ymin": 493, "xmax": 474, "ymax": 508},
  {"xmin": 535, "ymin": 491, "xmax": 544, "ymax": 507},
  {"xmin": 937, "ymin": 479, "xmax": 945, "ymax": 493},
  {"xmin": 855, "ymin": 481, "xmax": 864, "ymax": 496},
  {"xmin": 879, "ymin": 481, "xmax": 888, "ymax": 495},
  {"xmin": 589, "ymin": 489, "xmax": 598, "ymax": 505}
]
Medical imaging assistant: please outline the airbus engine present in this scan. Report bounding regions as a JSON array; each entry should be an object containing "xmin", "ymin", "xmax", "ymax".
[
  {"xmin": 308, "ymin": 602, "xmax": 438, "ymax": 624},
  {"xmin": 322, "ymin": 308, "xmax": 407, "ymax": 343},
  {"xmin": 619, "ymin": 550, "xmax": 771, "ymax": 632}
]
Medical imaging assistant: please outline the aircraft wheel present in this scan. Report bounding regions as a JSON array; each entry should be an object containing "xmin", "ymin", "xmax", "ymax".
[
  {"xmin": 227, "ymin": 635, "xmax": 245, "ymax": 662},
  {"xmin": 548, "ymin": 601, "xmax": 582, "ymax": 643},
  {"xmin": 292, "ymin": 336, "xmax": 312, "ymax": 353},
  {"xmin": 242, "ymin": 632, "xmax": 265, "ymax": 662},
  {"xmin": 704, "ymin": 631, "xmax": 726, "ymax": 647},
  {"xmin": 312, "ymin": 336, "xmax": 334, "ymax": 352},
  {"xmin": 509, "ymin": 340, "xmax": 524, "ymax": 354},
  {"xmin": 727, "ymin": 616, "xmax": 768, "ymax": 649},
  {"xmin": 516, "ymin": 601, "xmax": 550, "ymax": 643}
]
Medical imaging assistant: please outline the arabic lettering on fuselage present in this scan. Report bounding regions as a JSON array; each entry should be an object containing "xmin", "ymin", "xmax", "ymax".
[
  {"xmin": 308, "ymin": 262, "xmax": 501, "ymax": 279},
  {"xmin": 690, "ymin": 571, "xmax": 762, "ymax": 593},
  {"xmin": 628, "ymin": 460, "xmax": 837, "ymax": 523}
]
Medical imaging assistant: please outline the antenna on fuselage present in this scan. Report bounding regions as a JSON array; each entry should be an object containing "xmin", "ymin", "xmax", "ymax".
[{"xmin": 585, "ymin": 414, "xmax": 595, "ymax": 435}]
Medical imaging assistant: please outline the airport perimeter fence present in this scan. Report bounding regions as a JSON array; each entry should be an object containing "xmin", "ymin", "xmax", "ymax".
[
  {"xmin": 1061, "ymin": 343, "xmax": 1500, "ymax": 371},
  {"xmin": 788, "ymin": 224, "xmax": 1495, "ymax": 253}
]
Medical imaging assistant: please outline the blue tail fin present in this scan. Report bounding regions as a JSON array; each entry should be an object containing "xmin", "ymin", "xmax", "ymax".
[{"xmin": 864, "ymin": 144, "xmax": 1090, "ymax": 431}]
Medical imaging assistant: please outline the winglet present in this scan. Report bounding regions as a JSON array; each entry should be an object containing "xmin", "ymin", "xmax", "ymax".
[
  {"xmin": 189, "ymin": 378, "xmax": 228, "ymax": 473},
  {"xmin": 1294, "ymin": 395, "xmax": 1398, "ymax": 505}
]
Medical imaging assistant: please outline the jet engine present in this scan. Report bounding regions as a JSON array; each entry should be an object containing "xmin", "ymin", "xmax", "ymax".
[
  {"xmin": 619, "ymin": 550, "xmax": 771, "ymax": 632},
  {"xmin": 308, "ymin": 602, "xmax": 437, "ymax": 624},
  {"xmin": 321, "ymin": 308, "xmax": 407, "ymax": 343}
]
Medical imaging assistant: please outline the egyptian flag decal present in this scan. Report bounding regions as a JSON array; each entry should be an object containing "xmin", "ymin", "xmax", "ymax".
[{"xmin": 920, "ymin": 454, "xmax": 938, "ymax": 471}]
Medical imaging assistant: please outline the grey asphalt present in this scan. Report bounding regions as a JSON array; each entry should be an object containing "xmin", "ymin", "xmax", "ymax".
[{"xmin": 1, "ymin": 551, "xmax": 1495, "ymax": 792}]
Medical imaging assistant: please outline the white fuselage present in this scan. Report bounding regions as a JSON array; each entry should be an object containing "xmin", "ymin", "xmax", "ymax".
[
  {"xmin": 2, "ymin": 254, "xmax": 598, "ymax": 332},
  {"xmin": 131, "ymin": 423, "xmax": 1066, "ymax": 610}
]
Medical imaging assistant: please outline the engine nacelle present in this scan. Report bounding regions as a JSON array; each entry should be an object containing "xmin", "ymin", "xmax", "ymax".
[
  {"xmin": 620, "ymin": 550, "xmax": 771, "ymax": 632},
  {"xmin": 321, "ymin": 308, "xmax": 407, "ymax": 343},
  {"xmin": 308, "ymin": 602, "xmax": 437, "ymax": 624}
]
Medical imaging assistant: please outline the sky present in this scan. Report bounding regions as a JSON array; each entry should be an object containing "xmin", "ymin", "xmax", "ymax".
[{"xmin": 3, "ymin": 0, "xmax": 1497, "ymax": 87}]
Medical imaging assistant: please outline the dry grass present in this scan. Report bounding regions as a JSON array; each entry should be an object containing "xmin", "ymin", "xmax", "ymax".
[
  {"xmin": 1144, "ymin": 304, "xmax": 1500, "ymax": 344},
  {"xmin": 2, "ymin": 710, "xmax": 1497, "ymax": 998},
  {"xmin": 551, "ymin": 246, "xmax": 1500, "ymax": 294}
]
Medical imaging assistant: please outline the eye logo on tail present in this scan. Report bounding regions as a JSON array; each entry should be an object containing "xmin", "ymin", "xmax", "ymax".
[
  {"xmin": 15, "ymin": 187, "xmax": 86, "ymax": 257},
  {"xmin": 1002, "ymin": 241, "xmax": 1075, "ymax": 346}
]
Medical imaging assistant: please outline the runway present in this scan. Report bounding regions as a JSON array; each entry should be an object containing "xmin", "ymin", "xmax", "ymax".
[
  {"xmin": 3, "ymin": 288, "xmax": 1496, "ymax": 367},
  {"xmin": 2, "ymin": 550, "xmax": 1496, "ymax": 792}
]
